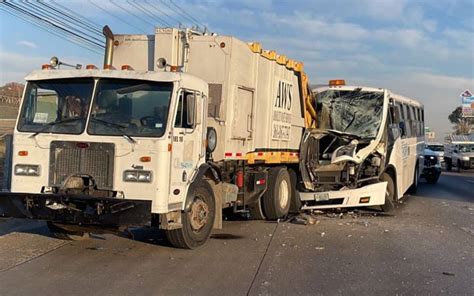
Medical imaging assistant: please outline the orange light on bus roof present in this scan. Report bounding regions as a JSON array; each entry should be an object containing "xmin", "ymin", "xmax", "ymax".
[
  {"xmin": 329, "ymin": 79, "xmax": 346, "ymax": 86},
  {"xmin": 86, "ymin": 64, "xmax": 98, "ymax": 70},
  {"xmin": 140, "ymin": 156, "xmax": 151, "ymax": 162},
  {"xmin": 170, "ymin": 65, "xmax": 180, "ymax": 72},
  {"xmin": 41, "ymin": 64, "xmax": 53, "ymax": 70}
]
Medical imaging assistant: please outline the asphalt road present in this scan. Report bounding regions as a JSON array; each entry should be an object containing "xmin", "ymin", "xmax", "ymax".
[{"xmin": 0, "ymin": 171, "xmax": 473, "ymax": 295}]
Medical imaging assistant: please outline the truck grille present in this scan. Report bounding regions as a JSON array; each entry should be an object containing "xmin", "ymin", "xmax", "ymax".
[{"xmin": 49, "ymin": 141, "xmax": 115, "ymax": 189}]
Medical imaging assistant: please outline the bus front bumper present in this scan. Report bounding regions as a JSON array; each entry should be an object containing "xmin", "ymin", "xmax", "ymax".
[
  {"xmin": 0, "ymin": 192, "xmax": 152, "ymax": 229},
  {"xmin": 299, "ymin": 182, "xmax": 387, "ymax": 210}
]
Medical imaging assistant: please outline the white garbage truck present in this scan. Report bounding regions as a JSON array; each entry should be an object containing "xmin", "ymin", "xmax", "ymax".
[{"xmin": 0, "ymin": 26, "xmax": 317, "ymax": 248}]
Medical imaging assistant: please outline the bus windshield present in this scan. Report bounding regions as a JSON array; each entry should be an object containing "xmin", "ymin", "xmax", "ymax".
[
  {"xmin": 17, "ymin": 78, "xmax": 94, "ymax": 135},
  {"xmin": 316, "ymin": 89, "xmax": 384, "ymax": 138}
]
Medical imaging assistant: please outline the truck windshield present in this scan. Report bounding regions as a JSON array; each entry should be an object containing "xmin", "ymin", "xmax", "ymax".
[
  {"xmin": 87, "ymin": 79, "xmax": 173, "ymax": 138},
  {"xmin": 315, "ymin": 89, "xmax": 384, "ymax": 138},
  {"xmin": 427, "ymin": 145, "xmax": 444, "ymax": 152},
  {"xmin": 17, "ymin": 78, "xmax": 94, "ymax": 134}
]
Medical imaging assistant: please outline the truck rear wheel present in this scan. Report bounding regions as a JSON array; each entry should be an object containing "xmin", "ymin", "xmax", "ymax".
[
  {"xmin": 166, "ymin": 180, "xmax": 215, "ymax": 249},
  {"xmin": 47, "ymin": 222, "xmax": 89, "ymax": 241},
  {"xmin": 262, "ymin": 167, "xmax": 291, "ymax": 220},
  {"xmin": 248, "ymin": 199, "xmax": 266, "ymax": 220},
  {"xmin": 380, "ymin": 172, "xmax": 395, "ymax": 212}
]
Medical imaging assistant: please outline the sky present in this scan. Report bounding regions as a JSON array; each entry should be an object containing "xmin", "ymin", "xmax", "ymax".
[{"xmin": 0, "ymin": 0, "xmax": 473, "ymax": 139}]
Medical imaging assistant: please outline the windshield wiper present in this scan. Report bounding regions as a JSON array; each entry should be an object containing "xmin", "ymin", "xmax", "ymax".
[
  {"xmin": 29, "ymin": 117, "xmax": 84, "ymax": 138},
  {"xmin": 90, "ymin": 117, "xmax": 136, "ymax": 144}
]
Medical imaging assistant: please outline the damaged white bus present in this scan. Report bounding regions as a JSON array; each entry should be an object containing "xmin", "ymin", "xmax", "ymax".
[{"xmin": 297, "ymin": 80, "xmax": 424, "ymax": 211}]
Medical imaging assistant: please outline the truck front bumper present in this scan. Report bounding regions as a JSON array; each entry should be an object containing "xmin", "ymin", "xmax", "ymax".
[
  {"xmin": 299, "ymin": 182, "xmax": 387, "ymax": 210},
  {"xmin": 0, "ymin": 192, "xmax": 152, "ymax": 229}
]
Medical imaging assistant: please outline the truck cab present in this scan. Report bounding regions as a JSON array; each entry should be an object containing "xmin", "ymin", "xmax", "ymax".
[{"xmin": 444, "ymin": 136, "xmax": 474, "ymax": 171}]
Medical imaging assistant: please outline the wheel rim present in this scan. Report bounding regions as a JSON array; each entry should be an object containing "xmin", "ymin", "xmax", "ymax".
[
  {"xmin": 188, "ymin": 197, "xmax": 209, "ymax": 232},
  {"xmin": 278, "ymin": 179, "xmax": 289, "ymax": 208}
]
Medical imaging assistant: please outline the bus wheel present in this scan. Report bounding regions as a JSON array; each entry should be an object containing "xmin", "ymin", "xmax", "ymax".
[
  {"xmin": 262, "ymin": 167, "xmax": 291, "ymax": 220},
  {"xmin": 166, "ymin": 180, "xmax": 215, "ymax": 249},
  {"xmin": 248, "ymin": 199, "xmax": 266, "ymax": 220},
  {"xmin": 408, "ymin": 166, "xmax": 418, "ymax": 194},
  {"xmin": 47, "ymin": 222, "xmax": 89, "ymax": 241},
  {"xmin": 380, "ymin": 172, "xmax": 395, "ymax": 212}
]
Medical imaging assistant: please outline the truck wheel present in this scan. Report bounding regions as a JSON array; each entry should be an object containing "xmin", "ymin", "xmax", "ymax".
[
  {"xmin": 407, "ymin": 166, "xmax": 418, "ymax": 194},
  {"xmin": 248, "ymin": 199, "xmax": 266, "ymax": 220},
  {"xmin": 166, "ymin": 180, "xmax": 215, "ymax": 249},
  {"xmin": 380, "ymin": 172, "xmax": 395, "ymax": 212},
  {"xmin": 262, "ymin": 167, "xmax": 291, "ymax": 220},
  {"xmin": 47, "ymin": 222, "xmax": 89, "ymax": 241},
  {"xmin": 426, "ymin": 175, "xmax": 440, "ymax": 184},
  {"xmin": 446, "ymin": 159, "xmax": 452, "ymax": 171},
  {"xmin": 288, "ymin": 169, "xmax": 301, "ymax": 213}
]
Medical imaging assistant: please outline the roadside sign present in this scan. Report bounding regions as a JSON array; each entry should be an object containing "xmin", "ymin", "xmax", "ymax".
[{"xmin": 460, "ymin": 89, "xmax": 474, "ymax": 118}]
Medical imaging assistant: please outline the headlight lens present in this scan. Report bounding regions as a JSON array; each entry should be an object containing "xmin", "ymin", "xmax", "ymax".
[
  {"xmin": 14, "ymin": 164, "xmax": 40, "ymax": 176},
  {"xmin": 462, "ymin": 156, "xmax": 470, "ymax": 161},
  {"xmin": 123, "ymin": 170, "xmax": 152, "ymax": 183}
]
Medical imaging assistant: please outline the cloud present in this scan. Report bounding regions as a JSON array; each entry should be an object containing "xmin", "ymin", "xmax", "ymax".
[{"xmin": 18, "ymin": 40, "xmax": 37, "ymax": 49}]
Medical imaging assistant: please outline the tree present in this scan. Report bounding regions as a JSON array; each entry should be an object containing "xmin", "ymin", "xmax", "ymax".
[{"xmin": 448, "ymin": 106, "xmax": 462, "ymax": 124}]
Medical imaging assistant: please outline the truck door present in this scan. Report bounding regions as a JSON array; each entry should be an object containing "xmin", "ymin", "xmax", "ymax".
[{"xmin": 169, "ymin": 89, "xmax": 205, "ymax": 205}]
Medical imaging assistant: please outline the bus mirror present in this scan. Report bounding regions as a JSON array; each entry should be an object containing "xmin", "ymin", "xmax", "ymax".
[{"xmin": 186, "ymin": 93, "xmax": 195, "ymax": 126}]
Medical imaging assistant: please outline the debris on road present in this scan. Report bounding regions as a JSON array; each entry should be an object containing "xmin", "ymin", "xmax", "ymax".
[
  {"xmin": 442, "ymin": 272, "xmax": 455, "ymax": 276},
  {"xmin": 289, "ymin": 214, "xmax": 318, "ymax": 225}
]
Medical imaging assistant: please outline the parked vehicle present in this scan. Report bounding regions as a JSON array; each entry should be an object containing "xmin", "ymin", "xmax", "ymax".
[
  {"xmin": 444, "ymin": 135, "xmax": 474, "ymax": 171},
  {"xmin": 421, "ymin": 148, "xmax": 441, "ymax": 184},
  {"xmin": 426, "ymin": 142, "xmax": 445, "ymax": 166}
]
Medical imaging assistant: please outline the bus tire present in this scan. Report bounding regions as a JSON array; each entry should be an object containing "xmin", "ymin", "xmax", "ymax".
[
  {"xmin": 248, "ymin": 199, "xmax": 266, "ymax": 220},
  {"xmin": 380, "ymin": 172, "xmax": 395, "ymax": 212},
  {"xmin": 262, "ymin": 167, "xmax": 291, "ymax": 220},
  {"xmin": 47, "ymin": 222, "xmax": 89, "ymax": 241},
  {"xmin": 407, "ymin": 166, "xmax": 418, "ymax": 194},
  {"xmin": 166, "ymin": 180, "xmax": 215, "ymax": 249}
]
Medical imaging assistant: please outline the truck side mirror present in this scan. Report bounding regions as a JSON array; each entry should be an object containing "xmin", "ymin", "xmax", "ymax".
[{"xmin": 186, "ymin": 93, "xmax": 195, "ymax": 127}]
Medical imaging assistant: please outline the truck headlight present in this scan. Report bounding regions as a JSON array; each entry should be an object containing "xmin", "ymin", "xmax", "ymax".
[
  {"xmin": 123, "ymin": 170, "xmax": 152, "ymax": 183},
  {"xmin": 462, "ymin": 156, "xmax": 470, "ymax": 161},
  {"xmin": 15, "ymin": 164, "xmax": 40, "ymax": 176}
]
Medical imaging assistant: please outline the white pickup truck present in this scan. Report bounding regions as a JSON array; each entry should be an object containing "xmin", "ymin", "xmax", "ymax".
[{"xmin": 444, "ymin": 135, "xmax": 474, "ymax": 171}]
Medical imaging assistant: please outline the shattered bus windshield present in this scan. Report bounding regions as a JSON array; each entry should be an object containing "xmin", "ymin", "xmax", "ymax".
[{"xmin": 316, "ymin": 89, "xmax": 384, "ymax": 138}]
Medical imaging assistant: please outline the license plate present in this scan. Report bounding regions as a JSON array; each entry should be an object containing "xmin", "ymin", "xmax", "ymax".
[{"xmin": 314, "ymin": 192, "xmax": 330, "ymax": 201}]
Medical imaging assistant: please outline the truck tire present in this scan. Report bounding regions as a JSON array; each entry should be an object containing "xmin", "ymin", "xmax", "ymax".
[
  {"xmin": 288, "ymin": 169, "xmax": 301, "ymax": 214},
  {"xmin": 262, "ymin": 167, "xmax": 291, "ymax": 220},
  {"xmin": 248, "ymin": 199, "xmax": 266, "ymax": 220},
  {"xmin": 380, "ymin": 172, "xmax": 395, "ymax": 212},
  {"xmin": 166, "ymin": 180, "xmax": 215, "ymax": 249},
  {"xmin": 47, "ymin": 222, "xmax": 89, "ymax": 241}
]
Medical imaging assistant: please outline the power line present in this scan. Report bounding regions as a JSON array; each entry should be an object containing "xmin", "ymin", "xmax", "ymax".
[
  {"xmin": 169, "ymin": 0, "xmax": 205, "ymax": 28},
  {"xmin": 88, "ymin": 0, "xmax": 147, "ymax": 34},
  {"xmin": 128, "ymin": 0, "xmax": 170, "ymax": 27},
  {"xmin": 50, "ymin": 0, "xmax": 103, "ymax": 31},
  {"xmin": 159, "ymin": 0, "xmax": 196, "ymax": 27},
  {"xmin": 3, "ymin": 2, "xmax": 104, "ymax": 49},
  {"xmin": 23, "ymin": 1, "xmax": 104, "ymax": 44},
  {"xmin": 109, "ymin": 0, "xmax": 156, "ymax": 29},
  {"xmin": 39, "ymin": 0, "xmax": 103, "ymax": 36},
  {"xmin": 143, "ymin": 0, "xmax": 182, "ymax": 27},
  {"xmin": 0, "ymin": 4, "xmax": 102, "ymax": 55}
]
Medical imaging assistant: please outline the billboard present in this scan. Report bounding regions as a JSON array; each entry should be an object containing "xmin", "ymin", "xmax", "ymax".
[{"xmin": 461, "ymin": 89, "xmax": 474, "ymax": 118}]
